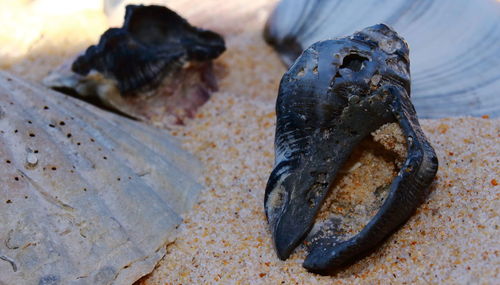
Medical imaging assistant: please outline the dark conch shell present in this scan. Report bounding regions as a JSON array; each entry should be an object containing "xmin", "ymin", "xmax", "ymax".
[
  {"xmin": 44, "ymin": 5, "xmax": 225, "ymax": 125},
  {"xmin": 264, "ymin": 0, "xmax": 500, "ymax": 118},
  {"xmin": 264, "ymin": 24, "xmax": 438, "ymax": 274},
  {"xmin": 73, "ymin": 4, "xmax": 225, "ymax": 93}
]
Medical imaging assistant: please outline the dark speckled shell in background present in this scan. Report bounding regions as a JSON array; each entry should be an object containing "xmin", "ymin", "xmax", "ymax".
[
  {"xmin": 44, "ymin": 4, "xmax": 226, "ymax": 126},
  {"xmin": 72, "ymin": 4, "xmax": 225, "ymax": 93},
  {"xmin": 264, "ymin": 0, "xmax": 500, "ymax": 118}
]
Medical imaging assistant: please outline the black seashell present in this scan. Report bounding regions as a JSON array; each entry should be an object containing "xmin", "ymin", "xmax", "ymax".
[
  {"xmin": 264, "ymin": 24, "xmax": 438, "ymax": 274},
  {"xmin": 44, "ymin": 5, "xmax": 225, "ymax": 125},
  {"xmin": 264, "ymin": 0, "xmax": 500, "ymax": 118},
  {"xmin": 72, "ymin": 4, "xmax": 225, "ymax": 93}
]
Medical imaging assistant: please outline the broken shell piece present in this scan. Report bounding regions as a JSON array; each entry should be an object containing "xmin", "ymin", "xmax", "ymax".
[
  {"xmin": 0, "ymin": 71, "xmax": 203, "ymax": 284},
  {"xmin": 44, "ymin": 4, "xmax": 225, "ymax": 125},
  {"xmin": 264, "ymin": 24, "xmax": 438, "ymax": 274},
  {"xmin": 264, "ymin": 0, "xmax": 500, "ymax": 118}
]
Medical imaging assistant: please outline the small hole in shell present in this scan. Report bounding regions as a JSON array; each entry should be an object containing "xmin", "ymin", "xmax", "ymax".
[{"xmin": 340, "ymin": 53, "xmax": 369, "ymax": 72}]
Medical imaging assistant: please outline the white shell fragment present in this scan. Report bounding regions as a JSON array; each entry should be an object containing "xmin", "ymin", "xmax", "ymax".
[
  {"xmin": 26, "ymin": 152, "xmax": 38, "ymax": 166},
  {"xmin": 265, "ymin": 0, "xmax": 500, "ymax": 118},
  {"xmin": 0, "ymin": 71, "xmax": 203, "ymax": 284}
]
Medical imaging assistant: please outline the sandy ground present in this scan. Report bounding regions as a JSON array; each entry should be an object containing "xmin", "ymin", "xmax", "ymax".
[
  {"xmin": 143, "ymin": 94, "xmax": 499, "ymax": 284},
  {"xmin": 1, "ymin": 0, "xmax": 498, "ymax": 284}
]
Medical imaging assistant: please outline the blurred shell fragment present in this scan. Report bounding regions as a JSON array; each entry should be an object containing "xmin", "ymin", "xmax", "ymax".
[{"xmin": 264, "ymin": 0, "xmax": 500, "ymax": 118}]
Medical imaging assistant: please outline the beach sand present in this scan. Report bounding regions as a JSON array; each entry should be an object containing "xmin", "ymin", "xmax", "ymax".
[{"xmin": 1, "ymin": 0, "xmax": 498, "ymax": 284}]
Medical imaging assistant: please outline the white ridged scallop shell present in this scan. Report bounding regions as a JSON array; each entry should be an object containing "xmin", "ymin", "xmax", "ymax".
[
  {"xmin": 265, "ymin": 0, "xmax": 500, "ymax": 118},
  {"xmin": 0, "ymin": 71, "xmax": 202, "ymax": 285}
]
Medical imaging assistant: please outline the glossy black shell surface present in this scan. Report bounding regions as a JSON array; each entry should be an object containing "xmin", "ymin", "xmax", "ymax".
[{"xmin": 264, "ymin": 24, "xmax": 438, "ymax": 273}]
